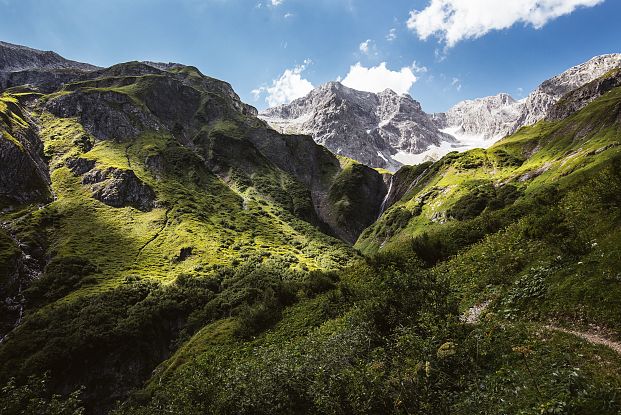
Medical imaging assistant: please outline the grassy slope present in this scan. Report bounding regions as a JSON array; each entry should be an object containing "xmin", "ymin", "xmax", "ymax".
[
  {"xmin": 2, "ymin": 72, "xmax": 621, "ymax": 414},
  {"xmin": 356, "ymin": 86, "xmax": 621, "ymax": 331},
  {"xmin": 115, "ymin": 253, "xmax": 621, "ymax": 415},
  {"xmin": 0, "ymin": 78, "xmax": 356, "ymax": 410},
  {"xmin": 113, "ymin": 86, "xmax": 621, "ymax": 415},
  {"xmin": 6, "ymin": 82, "xmax": 353, "ymax": 283}
]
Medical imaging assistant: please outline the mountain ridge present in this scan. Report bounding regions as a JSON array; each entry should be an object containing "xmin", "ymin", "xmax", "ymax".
[
  {"xmin": 260, "ymin": 81, "xmax": 453, "ymax": 171},
  {"xmin": 261, "ymin": 53, "xmax": 621, "ymax": 170},
  {"xmin": 1, "ymin": 41, "xmax": 621, "ymax": 415}
]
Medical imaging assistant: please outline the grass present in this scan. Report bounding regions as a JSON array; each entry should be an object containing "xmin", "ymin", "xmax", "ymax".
[
  {"xmin": 3, "ymin": 64, "xmax": 621, "ymax": 415},
  {"xmin": 0, "ymin": 93, "xmax": 30, "ymax": 150},
  {"xmin": 31, "ymin": 116, "xmax": 353, "ymax": 296},
  {"xmin": 115, "ymin": 254, "xmax": 621, "ymax": 415},
  {"xmin": 0, "ymin": 228, "xmax": 18, "ymax": 286},
  {"xmin": 356, "ymin": 85, "xmax": 621, "ymax": 334}
]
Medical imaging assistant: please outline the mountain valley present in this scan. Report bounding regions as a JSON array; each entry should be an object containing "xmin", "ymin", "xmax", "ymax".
[{"xmin": 1, "ymin": 41, "xmax": 621, "ymax": 415}]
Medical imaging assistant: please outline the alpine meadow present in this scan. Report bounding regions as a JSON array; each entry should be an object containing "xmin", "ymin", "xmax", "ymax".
[{"xmin": 1, "ymin": 1, "xmax": 621, "ymax": 414}]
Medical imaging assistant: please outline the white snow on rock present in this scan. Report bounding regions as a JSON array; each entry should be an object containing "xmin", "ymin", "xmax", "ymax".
[{"xmin": 259, "ymin": 54, "xmax": 621, "ymax": 171}]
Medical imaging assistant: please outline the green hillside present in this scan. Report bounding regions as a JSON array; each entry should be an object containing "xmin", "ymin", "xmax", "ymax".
[
  {"xmin": 1, "ymin": 58, "xmax": 621, "ymax": 415},
  {"xmin": 106, "ymin": 85, "xmax": 621, "ymax": 415}
]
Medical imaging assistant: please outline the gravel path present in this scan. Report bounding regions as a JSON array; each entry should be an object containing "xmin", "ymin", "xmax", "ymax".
[
  {"xmin": 461, "ymin": 300, "xmax": 491, "ymax": 324},
  {"xmin": 461, "ymin": 301, "xmax": 621, "ymax": 355},
  {"xmin": 545, "ymin": 325, "xmax": 621, "ymax": 355}
]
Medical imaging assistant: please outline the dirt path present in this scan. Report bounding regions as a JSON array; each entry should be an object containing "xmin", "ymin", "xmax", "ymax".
[
  {"xmin": 461, "ymin": 301, "xmax": 621, "ymax": 355},
  {"xmin": 545, "ymin": 325, "xmax": 621, "ymax": 355}
]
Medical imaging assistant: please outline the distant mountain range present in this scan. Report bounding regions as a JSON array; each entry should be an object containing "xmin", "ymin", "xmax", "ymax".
[{"xmin": 260, "ymin": 54, "xmax": 621, "ymax": 171}]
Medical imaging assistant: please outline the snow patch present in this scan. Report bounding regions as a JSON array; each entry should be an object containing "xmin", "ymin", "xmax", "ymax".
[{"xmin": 392, "ymin": 126, "xmax": 498, "ymax": 166}]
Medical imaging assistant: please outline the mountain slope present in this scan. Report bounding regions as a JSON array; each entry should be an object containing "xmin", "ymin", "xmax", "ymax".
[
  {"xmin": 260, "ymin": 82, "xmax": 453, "ymax": 171},
  {"xmin": 0, "ymin": 41, "xmax": 99, "ymax": 93},
  {"xmin": 357, "ymin": 81, "xmax": 621, "ymax": 332},
  {"xmin": 2, "ymin": 42, "xmax": 621, "ymax": 415},
  {"xmin": 115, "ymin": 83, "xmax": 621, "ymax": 415},
  {"xmin": 398, "ymin": 54, "xmax": 621, "ymax": 164},
  {"xmin": 512, "ymin": 53, "xmax": 621, "ymax": 131},
  {"xmin": 0, "ymin": 45, "xmax": 389, "ymax": 413}
]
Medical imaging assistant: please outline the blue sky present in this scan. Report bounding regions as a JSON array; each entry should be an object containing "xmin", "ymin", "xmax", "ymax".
[{"xmin": 1, "ymin": 0, "xmax": 619, "ymax": 113}]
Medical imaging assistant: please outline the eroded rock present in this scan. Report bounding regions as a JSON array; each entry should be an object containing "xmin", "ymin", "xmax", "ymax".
[{"xmin": 83, "ymin": 167, "xmax": 156, "ymax": 211}]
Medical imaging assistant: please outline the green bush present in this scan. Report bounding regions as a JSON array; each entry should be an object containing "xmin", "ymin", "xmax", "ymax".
[
  {"xmin": 0, "ymin": 374, "xmax": 84, "ymax": 415},
  {"xmin": 24, "ymin": 256, "xmax": 97, "ymax": 307}
]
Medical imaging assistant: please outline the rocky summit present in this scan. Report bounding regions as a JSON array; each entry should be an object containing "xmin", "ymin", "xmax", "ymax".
[
  {"xmin": 260, "ymin": 81, "xmax": 453, "ymax": 171},
  {"xmin": 262, "ymin": 55, "xmax": 621, "ymax": 170},
  {"xmin": 433, "ymin": 93, "xmax": 524, "ymax": 141}
]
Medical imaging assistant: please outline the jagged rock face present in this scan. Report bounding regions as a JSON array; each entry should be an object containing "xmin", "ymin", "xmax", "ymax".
[
  {"xmin": 260, "ymin": 54, "xmax": 621, "ymax": 171},
  {"xmin": 0, "ymin": 132, "xmax": 50, "ymax": 206},
  {"xmin": 547, "ymin": 68, "xmax": 621, "ymax": 121},
  {"xmin": 82, "ymin": 167, "xmax": 156, "ymax": 211},
  {"xmin": 0, "ymin": 98, "xmax": 51, "ymax": 207},
  {"xmin": 44, "ymin": 62, "xmax": 257, "ymax": 143},
  {"xmin": 45, "ymin": 89, "xmax": 164, "ymax": 141},
  {"xmin": 0, "ymin": 41, "xmax": 98, "ymax": 73},
  {"xmin": 512, "ymin": 54, "xmax": 621, "ymax": 131},
  {"xmin": 260, "ymin": 82, "xmax": 452, "ymax": 171},
  {"xmin": 435, "ymin": 93, "xmax": 524, "ymax": 140},
  {"xmin": 0, "ymin": 41, "xmax": 99, "ymax": 93}
]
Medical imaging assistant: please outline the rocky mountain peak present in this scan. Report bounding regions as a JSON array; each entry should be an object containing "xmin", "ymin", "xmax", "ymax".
[
  {"xmin": 511, "ymin": 53, "xmax": 621, "ymax": 131},
  {"xmin": 435, "ymin": 92, "xmax": 525, "ymax": 141},
  {"xmin": 260, "ymin": 82, "xmax": 450, "ymax": 171},
  {"xmin": 431, "ymin": 54, "xmax": 621, "ymax": 146},
  {"xmin": 0, "ymin": 40, "xmax": 98, "ymax": 73}
]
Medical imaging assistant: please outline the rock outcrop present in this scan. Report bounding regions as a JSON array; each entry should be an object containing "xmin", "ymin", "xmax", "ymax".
[
  {"xmin": 260, "ymin": 82, "xmax": 452, "ymax": 171},
  {"xmin": 512, "ymin": 54, "xmax": 621, "ymax": 132},
  {"xmin": 0, "ymin": 96, "xmax": 50, "ymax": 207},
  {"xmin": 82, "ymin": 167, "xmax": 156, "ymax": 211},
  {"xmin": 547, "ymin": 68, "xmax": 621, "ymax": 121}
]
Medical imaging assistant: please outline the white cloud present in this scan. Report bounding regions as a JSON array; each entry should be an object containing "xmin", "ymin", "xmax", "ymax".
[
  {"xmin": 359, "ymin": 39, "xmax": 372, "ymax": 54},
  {"xmin": 252, "ymin": 60, "xmax": 314, "ymax": 107},
  {"xmin": 341, "ymin": 62, "xmax": 417, "ymax": 95},
  {"xmin": 411, "ymin": 60, "xmax": 428, "ymax": 73},
  {"xmin": 358, "ymin": 39, "xmax": 379, "ymax": 57},
  {"xmin": 451, "ymin": 77, "xmax": 462, "ymax": 91},
  {"xmin": 386, "ymin": 28, "xmax": 397, "ymax": 41},
  {"xmin": 271, "ymin": 0, "xmax": 283, "ymax": 6},
  {"xmin": 284, "ymin": 12, "xmax": 294, "ymax": 18},
  {"xmin": 407, "ymin": 0, "xmax": 604, "ymax": 47}
]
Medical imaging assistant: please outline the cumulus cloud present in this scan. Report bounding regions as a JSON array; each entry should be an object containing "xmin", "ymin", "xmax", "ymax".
[
  {"xmin": 252, "ymin": 60, "xmax": 314, "ymax": 107},
  {"xmin": 271, "ymin": 0, "xmax": 283, "ymax": 5},
  {"xmin": 411, "ymin": 60, "xmax": 428, "ymax": 73},
  {"xmin": 407, "ymin": 0, "xmax": 604, "ymax": 47},
  {"xmin": 341, "ymin": 62, "xmax": 417, "ymax": 95},
  {"xmin": 386, "ymin": 28, "xmax": 397, "ymax": 41},
  {"xmin": 359, "ymin": 39, "xmax": 372, "ymax": 54}
]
